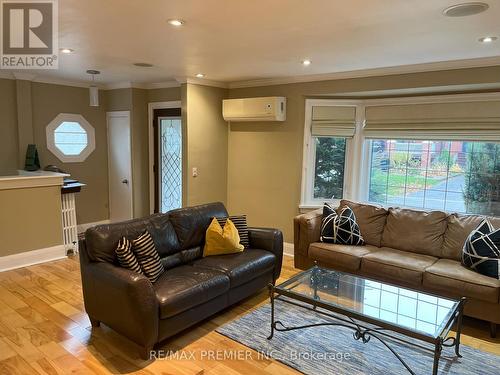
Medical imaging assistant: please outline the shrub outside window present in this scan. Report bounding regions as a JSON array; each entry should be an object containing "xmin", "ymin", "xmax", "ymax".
[{"xmin": 313, "ymin": 137, "xmax": 347, "ymax": 200}]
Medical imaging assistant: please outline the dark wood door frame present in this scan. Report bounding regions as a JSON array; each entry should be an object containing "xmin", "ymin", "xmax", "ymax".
[{"xmin": 153, "ymin": 108, "xmax": 182, "ymax": 213}]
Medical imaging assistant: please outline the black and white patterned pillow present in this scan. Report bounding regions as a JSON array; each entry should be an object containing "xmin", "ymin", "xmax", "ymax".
[
  {"xmin": 216, "ymin": 215, "xmax": 249, "ymax": 248},
  {"xmin": 462, "ymin": 219, "xmax": 500, "ymax": 279},
  {"xmin": 320, "ymin": 204, "xmax": 365, "ymax": 246},
  {"xmin": 115, "ymin": 237, "xmax": 143, "ymax": 274},
  {"xmin": 132, "ymin": 230, "xmax": 165, "ymax": 283}
]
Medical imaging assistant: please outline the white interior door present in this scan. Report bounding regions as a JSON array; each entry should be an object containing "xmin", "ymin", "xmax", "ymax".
[{"xmin": 107, "ymin": 111, "xmax": 133, "ymax": 222}]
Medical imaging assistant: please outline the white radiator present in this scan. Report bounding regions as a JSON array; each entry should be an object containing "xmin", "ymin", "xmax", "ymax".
[{"xmin": 61, "ymin": 193, "xmax": 78, "ymax": 253}]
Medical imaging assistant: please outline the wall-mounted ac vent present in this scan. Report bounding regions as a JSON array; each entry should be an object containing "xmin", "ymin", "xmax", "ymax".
[{"xmin": 223, "ymin": 96, "xmax": 286, "ymax": 122}]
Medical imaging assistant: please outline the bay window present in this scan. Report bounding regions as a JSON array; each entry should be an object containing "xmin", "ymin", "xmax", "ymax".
[{"xmin": 301, "ymin": 95, "xmax": 500, "ymax": 216}]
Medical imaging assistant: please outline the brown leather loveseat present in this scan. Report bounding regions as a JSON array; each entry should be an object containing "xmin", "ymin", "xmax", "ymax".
[
  {"xmin": 294, "ymin": 199, "xmax": 500, "ymax": 337},
  {"xmin": 80, "ymin": 202, "xmax": 283, "ymax": 359}
]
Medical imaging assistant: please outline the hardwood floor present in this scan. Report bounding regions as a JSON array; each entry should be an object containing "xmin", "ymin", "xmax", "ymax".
[{"xmin": 0, "ymin": 255, "xmax": 498, "ymax": 374}]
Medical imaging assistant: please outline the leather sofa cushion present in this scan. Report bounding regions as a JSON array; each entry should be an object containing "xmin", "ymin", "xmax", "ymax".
[
  {"xmin": 361, "ymin": 247, "xmax": 438, "ymax": 287},
  {"xmin": 441, "ymin": 214, "xmax": 484, "ymax": 261},
  {"xmin": 170, "ymin": 202, "xmax": 228, "ymax": 250},
  {"xmin": 441, "ymin": 215, "xmax": 500, "ymax": 261},
  {"xmin": 160, "ymin": 247, "xmax": 202, "ymax": 270},
  {"xmin": 192, "ymin": 249, "xmax": 275, "ymax": 288},
  {"xmin": 489, "ymin": 216, "xmax": 500, "ymax": 228},
  {"xmin": 381, "ymin": 208, "xmax": 447, "ymax": 257},
  {"xmin": 308, "ymin": 242, "xmax": 379, "ymax": 272},
  {"xmin": 85, "ymin": 213, "xmax": 180, "ymax": 263},
  {"xmin": 154, "ymin": 265, "xmax": 230, "ymax": 319},
  {"xmin": 339, "ymin": 200, "xmax": 388, "ymax": 247},
  {"xmin": 423, "ymin": 259, "xmax": 500, "ymax": 304},
  {"xmin": 294, "ymin": 208, "xmax": 323, "ymax": 257}
]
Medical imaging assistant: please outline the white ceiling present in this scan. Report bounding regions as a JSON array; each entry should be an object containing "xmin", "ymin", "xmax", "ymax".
[{"xmin": 3, "ymin": 0, "xmax": 500, "ymax": 87}]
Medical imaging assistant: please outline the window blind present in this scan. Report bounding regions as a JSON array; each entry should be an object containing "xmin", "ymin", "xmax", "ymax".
[
  {"xmin": 364, "ymin": 100, "xmax": 500, "ymax": 141},
  {"xmin": 311, "ymin": 106, "xmax": 357, "ymax": 137}
]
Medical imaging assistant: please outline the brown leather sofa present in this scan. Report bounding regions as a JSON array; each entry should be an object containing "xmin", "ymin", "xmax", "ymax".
[
  {"xmin": 79, "ymin": 202, "xmax": 283, "ymax": 359},
  {"xmin": 294, "ymin": 199, "xmax": 500, "ymax": 337}
]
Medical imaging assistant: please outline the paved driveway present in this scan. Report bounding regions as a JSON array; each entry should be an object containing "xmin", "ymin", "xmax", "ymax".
[{"xmin": 388, "ymin": 175, "xmax": 466, "ymax": 212}]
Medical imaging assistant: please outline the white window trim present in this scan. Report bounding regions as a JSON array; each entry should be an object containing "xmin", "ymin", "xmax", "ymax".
[
  {"xmin": 300, "ymin": 99, "xmax": 362, "ymax": 209},
  {"xmin": 300, "ymin": 92, "xmax": 500, "ymax": 210},
  {"xmin": 46, "ymin": 113, "xmax": 95, "ymax": 163}
]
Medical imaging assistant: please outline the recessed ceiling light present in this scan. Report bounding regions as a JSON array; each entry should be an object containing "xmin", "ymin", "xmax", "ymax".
[
  {"xmin": 302, "ymin": 59, "xmax": 312, "ymax": 66},
  {"xmin": 60, "ymin": 48, "xmax": 74, "ymax": 54},
  {"xmin": 195, "ymin": 73, "xmax": 205, "ymax": 78},
  {"xmin": 168, "ymin": 19, "xmax": 184, "ymax": 26},
  {"xmin": 443, "ymin": 2, "xmax": 489, "ymax": 17},
  {"xmin": 479, "ymin": 36, "xmax": 498, "ymax": 43},
  {"xmin": 134, "ymin": 62, "xmax": 154, "ymax": 67}
]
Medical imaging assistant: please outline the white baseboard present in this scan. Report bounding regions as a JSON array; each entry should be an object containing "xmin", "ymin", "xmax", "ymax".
[
  {"xmin": 77, "ymin": 219, "xmax": 110, "ymax": 234},
  {"xmin": 0, "ymin": 245, "xmax": 67, "ymax": 272},
  {"xmin": 283, "ymin": 242, "xmax": 294, "ymax": 257}
]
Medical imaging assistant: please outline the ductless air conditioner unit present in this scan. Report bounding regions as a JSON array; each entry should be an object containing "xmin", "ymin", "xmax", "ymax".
[{"xmin": 223, "ymin": 96, "xmax": 286, "ymax": 122}]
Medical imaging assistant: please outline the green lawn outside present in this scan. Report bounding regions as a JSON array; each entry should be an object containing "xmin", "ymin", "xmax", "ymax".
[{"xmin": 370, "ymin": 170, "xmax": 446, "ymax": 197}]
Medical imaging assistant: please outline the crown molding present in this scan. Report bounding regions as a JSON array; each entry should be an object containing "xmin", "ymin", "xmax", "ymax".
[
  {"xmin": 103, "ymin": 80, "xmax": 180, "ymax": 90},
  {"xmin": 0, "ymin": 71, "xmax": 14, "ymax": 80},
  {"xmin": 0, "ymin": 74, "xmax": 181, "ymax": 90},
  {"xmin": 176, "ymin": 76, "xmax": 229, "ymax": 89},
  {"xmin": 102, "ymin": 81, "xmax": 134, "ymax": 90},
  {"xmin": 3, "ymin": 55, "xmax": 500, "ymax": 91},
  {"xmin": 13, "ymin": 73, "xmax": 37, "ymax": 81},
  {"xmin": 33, "ymin": 76, "xmax": 94, "ymax": 88},
  {"xmin": 228, "ymin": 56, "xmax": 500, "ymax": 89},
  {"xmin": 0, "ymin": 72, "xmax": 94, "ymax": 87},
  {"xmin": 147, "ymin": 80, "xmax": 181, "ymax": 89}
]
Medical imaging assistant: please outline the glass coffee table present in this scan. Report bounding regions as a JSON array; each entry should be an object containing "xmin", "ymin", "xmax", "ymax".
[{"xmin": 267, "ymin": 265, "xmax": 466, "ymax": 375}]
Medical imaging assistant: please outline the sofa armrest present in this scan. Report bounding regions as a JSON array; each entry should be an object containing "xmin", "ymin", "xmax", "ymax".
[
  {"xmin": 294, "ymin": 208, "xmax": 323, "ymax": 258},
  {"xmin": 247, "ymin": 227, "xmax": 283, "ymax": 281},
  {"xmin": 79, "ymin": 242, "xmax": 158, "ymax": 350}
]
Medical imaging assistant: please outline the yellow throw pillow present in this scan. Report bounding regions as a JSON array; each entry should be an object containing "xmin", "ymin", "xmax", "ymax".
[{"xmin": 203, "ymin": 218, "xmax": 244, "ymax": 257}]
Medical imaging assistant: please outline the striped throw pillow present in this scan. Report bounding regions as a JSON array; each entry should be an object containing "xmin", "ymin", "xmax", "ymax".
[
  {"xmin": 115, "ymin": 237, "xmax": 143, "ymax": 274},
  {"xmin": 216, "ymin": 215, "xmax": 249, "ymax": 249},
  {"xmin": 132, "ymin": 230, "xmax": 165, "ymax": 283}
]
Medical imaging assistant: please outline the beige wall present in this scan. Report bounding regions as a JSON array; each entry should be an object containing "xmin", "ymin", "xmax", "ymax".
[
  {"xmin": 0, "ymin": 82, "xmax": 183, "ymax": 261},
  {"xmin": 131, "ymin": 88, "xmax": 149, "ymax": 217},
  {"xmin": 3, "ymin": 65, "xmax": 500, "ymax": 240},
  {"xmin": 105, "ymin": 87, "xmax": 182, "ymax": 218},
  {"xmin": 185, "ymin": 84, "xmax": 228, "ymax": 206},
  {"xmin": 227, "ymin": 66, "xmax": 500, "ymax": 242},
  {"xmin": 104, "ymin": 88, "xmax": 132, "ymax": 111},
  {"xmin": 0, "ymin": 79, "xmax": 18, "ymax": 175},
  {"xmin": 147, "ymin": 87, "xmax": 181, "ymax": 103},
  {"xmin": 31, "ymin": 82, "xmax": 110, "ymax": 224},
  {"xmin": 0, "ymin": 185, "xmax": 62, "ymax": 256}
]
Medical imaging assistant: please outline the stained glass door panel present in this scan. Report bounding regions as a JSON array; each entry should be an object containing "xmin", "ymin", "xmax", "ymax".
[{"xmin": 159, "ymin": 118, "xmax": 182, "ymax": 213}]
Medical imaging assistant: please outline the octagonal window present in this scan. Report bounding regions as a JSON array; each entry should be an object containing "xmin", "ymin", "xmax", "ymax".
[
  {"xmin": 46, "ymin": 114, "xmax": 95, "ymax": 163},
  {"xmin": 54, "ymin": 121, "xmax": 88, "ymax": 155}
]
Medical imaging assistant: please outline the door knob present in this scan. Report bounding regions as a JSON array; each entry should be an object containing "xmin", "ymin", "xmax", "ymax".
[{"xmin": 122, "ymin": 179, "xmax": 129, "ymax": 184}]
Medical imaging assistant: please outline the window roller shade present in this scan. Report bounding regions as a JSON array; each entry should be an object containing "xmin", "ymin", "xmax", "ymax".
[
  {"xmin": 311, "ymin": 106, "xmax": 356, "ymax": 137},
  {"xmin": 364, "ymin": 100, "xmax": 500, "ymax": 141}
]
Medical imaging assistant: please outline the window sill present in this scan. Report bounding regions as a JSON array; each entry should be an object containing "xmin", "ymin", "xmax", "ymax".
[
  {"xmin": 299, "ymin": 199, "xmax": 341, "ymax": 213},
  {"xmin": 299, "ymin": 204, "xmax": 321, "ymax": 210}
]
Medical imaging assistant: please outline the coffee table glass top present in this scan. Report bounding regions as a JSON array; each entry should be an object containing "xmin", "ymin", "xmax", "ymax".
[{"xmin": 276, "ymin": 266, "xmax": 460, "ymax": 339}]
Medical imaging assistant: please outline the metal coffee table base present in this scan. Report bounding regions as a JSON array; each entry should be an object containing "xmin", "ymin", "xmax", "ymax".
[{"xmin": 267, "ymin": 284, "xmax": 466, "ymax": 375}]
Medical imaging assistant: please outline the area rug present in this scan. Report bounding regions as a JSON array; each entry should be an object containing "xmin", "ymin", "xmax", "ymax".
[{"xmin": 216, "ymin": 298, "xmax": 500, "ymax": 374}]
